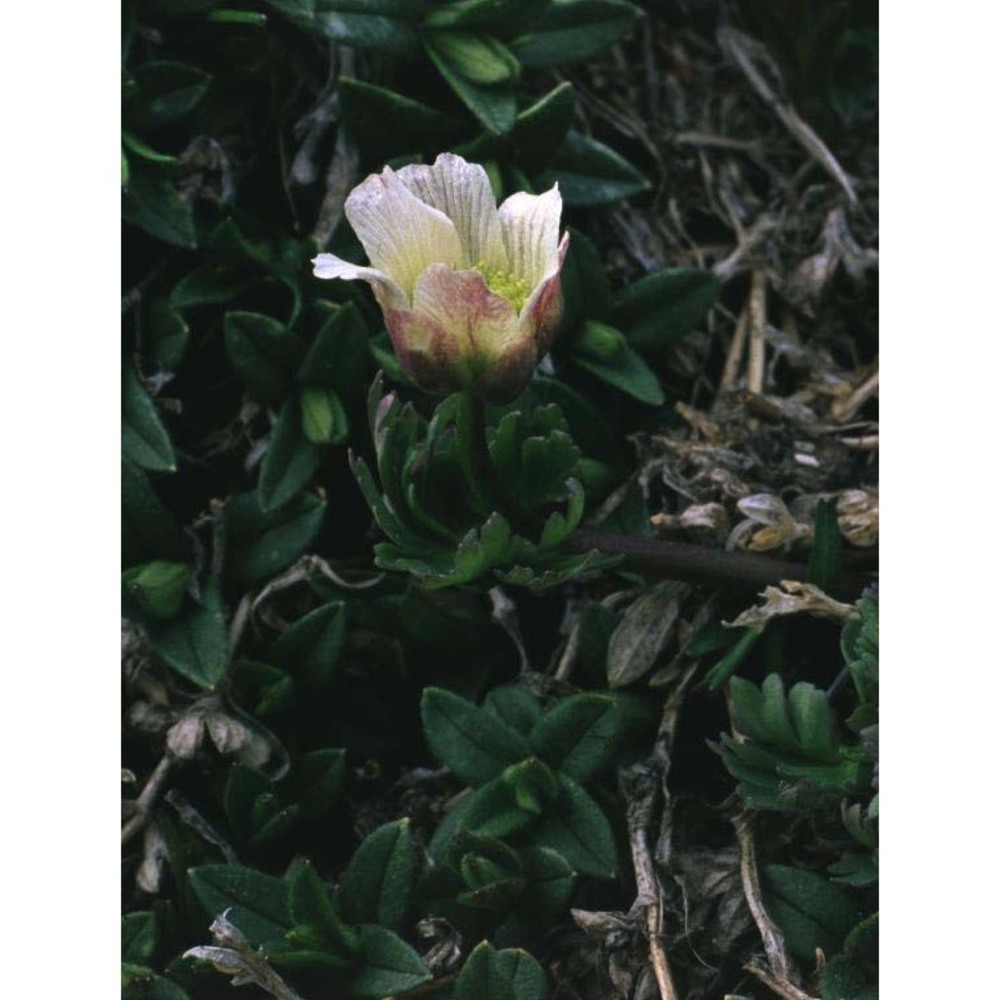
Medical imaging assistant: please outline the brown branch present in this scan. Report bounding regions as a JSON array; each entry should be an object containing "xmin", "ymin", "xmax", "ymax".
[
  {"xmin": 568, "ymin": 528, "xmax": 875, "ymax": 596},
  {"xmin": 121, "ymin": 755, "xmax": 173, "ymax": 845}
]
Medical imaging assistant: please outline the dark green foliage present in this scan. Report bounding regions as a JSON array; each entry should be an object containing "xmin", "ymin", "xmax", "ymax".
[{"xmin": 122, "ymin": 2, "xmax": 878, "ymax": 996}]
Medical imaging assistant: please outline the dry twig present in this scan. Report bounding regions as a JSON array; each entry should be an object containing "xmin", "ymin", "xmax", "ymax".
[{"xmin": 718, "ymin": 27, "xmax": 858, "ymax": 207}]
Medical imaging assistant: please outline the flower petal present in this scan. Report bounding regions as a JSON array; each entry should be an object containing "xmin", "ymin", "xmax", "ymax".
[
  {"xmin": 413, "ymin": 264, "xmax": 522, "ymax": 366},
  {"xmin": 519, "ymin": 231, "xmax": 569, "ymax": 357},
  {"xmin": 395, "ymin": 153, "xmax": 508, "ymax": 273},
  {"xmin": 311, "ymin": 254, "xmax": 408, "ymax": 312},
  {"xmin": 344, "ymin": 167, "xmax": 463, "ymax": 299},
  {"xmin": 497, "ymin": 184, "xmax": 563, "ymax": 289}
]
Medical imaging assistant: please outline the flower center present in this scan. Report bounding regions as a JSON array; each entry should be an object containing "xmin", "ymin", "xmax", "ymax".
[{"xmin": 475, "ymin": 261, "xmax": 530, "ymax": 312}]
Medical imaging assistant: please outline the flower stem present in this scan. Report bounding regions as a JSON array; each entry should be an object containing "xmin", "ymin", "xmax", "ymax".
[{"xmin": 567, "ymin": 528, "xmax": 876, "ymax": 595}]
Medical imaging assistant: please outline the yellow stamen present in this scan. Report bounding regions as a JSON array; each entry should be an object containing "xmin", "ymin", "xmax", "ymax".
[{"xmin": 474, "ymin": 260, "xmax": 530, "ymax": 312}]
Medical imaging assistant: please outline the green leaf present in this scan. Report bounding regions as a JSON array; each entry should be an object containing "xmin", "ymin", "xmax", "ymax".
[
  {"xmin": 537, "ymin": 130, "xmax": 647, "ymax": 206},
  {"xmin": 122, "ymin": 911, "xmax": 157, "ymax": 963},
  {"xmin": 258, "ymin": 400, "xmax": 323, "ymax": 511},
  {"xmin": 225, "ymin": 765, "xmax": 299, "ymax": 846},
  {"xmin": 509, "ymin": 82, "xmax": 575, "ymax": 172},
  {"xmin": 424, "ymin": 0, "xmax": 544, "ymax": 32},
  {"xmin": 530, "ymin": 693, "xmax": 620, "ymax": 782},
  {"xmin": 122, "ymin": 365, "xmax": 176, "ymax": 472},
  {"xmin": 511, "ymin": 0, "xmax": 640, "ymax": 68},
  {"xmin": 122, "ymin": 130, "xmax": 177, "ymax": 165},
  {"xmin": 288, "ymin": 862, "xmax": 360, "ymax": 956},
  {"xmin": 297, "ymin": 301, "xmax": 370, "ymax": 393},
  {"xmin": 268, "ymin": 601, "xmax": 346, "ymax": 691},
  {"xmin": 143, "ymin": 299, "xmax": 190, "ymax": 372},
  {"xmin": 761, "ymin": 864, "xmax": 863, "ymax": 965},
  {"xmin": 224, "ymin": 492, "xmax": 326, "ymax": 589},
  {"xmin": 425, "ymin": 30, "xmax": 520, "ymax": 84},
  {"xmin": 533, "ymin": 774, "xmax": 617, "ymax": 878},
  {"xmin": 485, "ymin": 686, "xmax": 543, "ymax": 736},
  {"xmin": 133, "ymin": 60, "xmax": 212, "ymax": 123},
  {"xmin": 189, "ymin": 865, "xmax": 292, "ymax": 946},
  {"xmin": 704, "ymin": 628, "xmax": 761, "ymax": 692},
  {"xmin": 612, "ymin": 269, "xmax": 719, "ymax": 353},
  {"xmin": 339, "ymin": 77, "xmax": 465, "ymax": 159},
  {"xmin": 455, "ymin": 941, "xmax": 549, "ymax": 1000},
  {"xmin": 122, "ymin": 460, "xmax": 186, "ymax": 564},
  {"xmin": 425, "ymin": 37, "xmax": 517, "ymax": 134},
  {"xmin": 421, "ymin": 687, "xmax": 533, "ymax": 786},
  {"xmin": 571, "ymin": 336, "xmax": 665, "ymax": 405},
  {"xmin": 517, "ymin": 846, "xmax": 575, "ymax": 923},
  {"xmin": 316, "ymin": 3, "xmax": 422, "ymax": 58},
  {"xmin": 788, "ymin": 682, "xmax": 840, "ymax": 762},
  {"xmin": 122, "ymin": 965, "xmax": 190, "ymax": 999},
  {"xmin": 149, "ymin": 582, "xmax": 227, "ymax": 689},
  {"xmin": 122, "ymin": 167, "xmax": 197, "ymax": 248},
  {"xmin": 299, "ymin": 387, "xmax": 348, "ymax": 445},
  {"xmin": 808, "ymin": 497, "xmax": 842, "ymax": 593},
  {"xmin": 122, "ymin": 560, "xmax": 192, "ymax": 621},
  {"xmin": 340, "ymin": 819, "xmax": 416, "ymax": 932},
  {"xmin": 285, "ymin": 747, "xmax": 348, "ymax": 821},
  {"xmin": 224, "ymin": 311, "xmax": 304, "ymax": 405},
  {"xmin": 350, "ymin": 924, "xmax": 431, "ymax": 998}
]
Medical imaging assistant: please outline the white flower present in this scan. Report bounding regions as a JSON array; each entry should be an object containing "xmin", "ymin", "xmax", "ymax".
[{"xmin": 313, "ymin": 153, "xmax": 569, "ymax": 401}]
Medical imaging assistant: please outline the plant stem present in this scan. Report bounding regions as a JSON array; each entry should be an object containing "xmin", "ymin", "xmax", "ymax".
[{"xmin": 568, "ymin": 528, "xmax": 875, "ymax": 595}]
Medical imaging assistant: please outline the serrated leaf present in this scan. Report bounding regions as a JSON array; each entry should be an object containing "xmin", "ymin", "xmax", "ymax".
[
  {"xmin": 529, "ymin": 693, "xmax": 619, "ymax": 781},
  {"xmin": 224, "ymin": 491, "xmax": 326, "ymax": 589},
  {"xmin": 612, "ymin": 269, "xmax": 718, "ymax": 353},
  {"xmin": 532, "ymin": 774, "xmax": 617, "ymax": 878},
  {"xmin": 224, "ymin": 311, "xmax": 304, "ymax": 405},
  {"xmin": 537, "ymin": 129, "xmax": 647, "ymax": 206},
  {"xmin": 122, "ymin": 364, "xmax": 176, "ymax": 472},
  {"xmin": 422, "ymin": 687, "xmax": 532, "ymax": 785},
  {"xmin": 122, "ymin": 167, "xmax": 197, "ymax": 248},
  {"xmin": 511, "ymin": 0, "xmax": 640, "ymax": 68},
  {"xmin": 149, "ymin": 582, "xmax": 227, "ymax": 689},
  {"xmin": 340, "ymin": 819, "xmax": 415, "ymax": 932},
  {"xmin": 350, "ymin": 924, "xmax": 431, "ymax": 998},
  {"xmin": 788, "ymin": 682, "xmax": 840, "ymax": 762},
  {"xmin": 189, "ymin": 865, "xmax": 292, "ymax": 946},
  {"xmin": 268, "ymin": 601, "xmax": 346, "ymax": 691},
  {"xmin": 339, "ymin": 77, "xmax": 465, "ymax": 159}
]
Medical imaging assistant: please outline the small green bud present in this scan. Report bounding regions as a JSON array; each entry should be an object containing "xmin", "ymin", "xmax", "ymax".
[
  {"xmin": 122, "ymin": 560, "xmax": 192, "ymax": 621},
  {"xmin": 576, "ymin": 320, "xmax": 627, "ymax": 361},
  {"xmin": 300, "ymin": 387, "xmax": 347, "ymax": 445}
]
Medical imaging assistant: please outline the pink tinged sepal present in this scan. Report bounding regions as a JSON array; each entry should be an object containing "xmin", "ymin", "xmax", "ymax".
[
  {"xmin": 520, "ymin": 231, "xmax": 570, "ymax": 359},
  {"xmin": 385, "ymin": 265, "xmax": 539, "ymax": 403}
]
